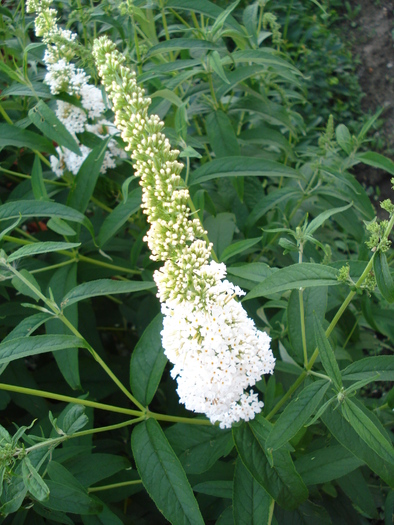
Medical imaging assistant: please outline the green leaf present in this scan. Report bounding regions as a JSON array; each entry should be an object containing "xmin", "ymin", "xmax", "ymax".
[
  {"xmin": 321, "ymin": 403, "xmax": 394, "ymax": 487},
  {"xmin": 204, "ymin": 213, "xmax": 236, "ymax": 259},
  {"xmin": 8, "ymin": 242, "xmax": 80, "ymax": 262},
  {"xmin": 21, "ymin": 456, "xmax": 50, "ymax": 502},
  {"xmin": 61, "ymin": 279, "xmax": 155, "ymax": 309},
  {"xmin": 374, "ymin": 251, "xmax": 394, "ymax": 303},
  {"xmin": 287, "ymin": 287, "xmax": 327, "ymax": 363},
  {"xmin": 146, "ymin": 38, "xmax": 221, "ymax": 58},
  {"xmin": 220, "ymin": 237, "xmax": 261, "ymax": 262},
  {"xmin": 31, "ymin": 155, "xmax": 49, "ymax": 201},
  {"xmin": 229, "ymin": 96, "xmax": 297, "ymax": 134},
  {"xmin": 29, "ymin": 100, "xmax": 81, "ymax": 155},
  {"xmin": 1, "ymin": 81, "xmax": 51, "ymax": 98},
  {"xmin": 0, "ymin": 335, "xmax": 86, "ymax": 365},
  {"xmin": 341, "ymin": 398, "xmax": 394, "ymax": 466},
  {"xmin": 210, "ymin": 0, "xmax": 240, "ymax": 38},
  {"xmin": 3, "ymin": 312, "xmax": 50, "ymax": 343},
  {"xmin": 0, "ymin": 200, "xmax": 95, "ymax": 240},
  {"xmin": 209, "ymin": 51, "xmax": 230, "ymax": 84},
  {"xmin": 266, "ymin": 380, "xmax": 330, "ymax": 451},
  {"xmin": 67, "ymin": 139, "xmax": 110, "ymax": 213},
  {"xmin": 47, "ymin": 217, "xmax": 77, "ymax": 236},
  {"xmin": 151, "ymin": 88, "xmax": 184, "ymax": 107},
  {"xmin": 356, "ymin": 151, "xmax": 394, "ymax": 176},
  {"xmin": 294, "ymin": 444, "xmax": 364, "ymax": 485},
  {"xmin": 227, "ymin": 49, "xmax": 301, "ymax": 74},
  {"xmin": 193, "ymin": 480, "xmax": 232, "ymax": 499},
  {"xmin": 46, "ymin": 264, "xmax": 81, "ymax": 390},
  {"xmin": 62, "ymin": 405, "xmax": 89, "ymax": 435},
  {"xmin": 337, "ymin": 469, "xmax": 378, "ymax": 519},
  {"xmin": 165, "ymin": 424, "xmax": 233, "ymax": 475},
  {"xmin": 245, "ymin": 188, "xmax": 302, "ymax": 228},
  {"xmin": 233, "ymin": 458, "xmax": 272, "ymax": 525},
  {"xmin": 313, "ymin": 314, "xmax": 342, "ymax": 390},
  {"xmin": 341, "ymin": 356, "xmax": 394, "ymax": 382},
  {"xmin": 11, "ymin": 269, "xmax": 42, "ymax": 301},
  {"xmin": 0, "ymin": 123, "xmax": 55, "ymax": 154},
  {"xmin": 131, "ymin": 419, "xmax": 204, "ymax": 525},
  {"xmin": 98, "ymin": 188, "xmax": 142, "ymax": 247},
  {"xmin": 130, "ymin": 314, "xmax": 167, "ymax": 406},
  {"xmin": 245, "ymin": 264, "xmax": 339, "ymax": 300},
  {"xmin": 81, "ymin": 502, "xmax": 124, "ymax": 525},
  {"xmin": 190, "ymin": 157, "xmax": 300, "ymax": 186},
  {"xmin": 227, "ymin": 263, "xmax": 274, "ymax": 283},
  {"xmin": 42, "ymin": 480, "xmax": 102, "ymax": 515},
  {"xmin": 275, "ymin": 501, "xmax": 332, "ymax": 525},
  {"xmin": 206, "ymin": 110, "xmax": 240, "ymax": 158},
  {"xmin": 165, "ymin": 0, "xmax": 242, "ymax": 31},
  {"xmin": 385, "ymin": 490, "xmax": 394, "ymax": 525},
  {"xmin": 64, "ymin": 454, "xmax": 130, "ymax": 487},
  {"xmin": 233, "ymin": 417, "xmax": 308, "ymax": 510},
  {"xmin": 305, "ymin": 202, "xmax": 353, "ymax": 236},
  {"xmin": 335, "ymin": 124, "xmax": 353, "ymax": 154}
]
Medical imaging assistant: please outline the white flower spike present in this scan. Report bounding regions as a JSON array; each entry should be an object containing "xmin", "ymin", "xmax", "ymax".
[{"xmin": 92, "ymin": 36, "xmax": 275, "ymax": 428}]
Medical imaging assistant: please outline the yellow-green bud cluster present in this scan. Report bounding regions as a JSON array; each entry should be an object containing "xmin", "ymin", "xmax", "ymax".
[{"xmin": 92, "ymin": 37, "xmax": 210, "ymax": 303}]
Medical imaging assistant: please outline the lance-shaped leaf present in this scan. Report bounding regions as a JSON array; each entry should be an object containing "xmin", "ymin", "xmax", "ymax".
[
  {"xmin": 131, "ymin": 419, "xmax": 204, "ymax": 525},
  {"xmin": 190, "ymin": 157, "xmax": 300, "ymax": 186},
  {"xmin": 341, "ymin": 356, "xmax": 394, "ymax": 382},
  {"xmin": 67, "ymin": 139, "xmax": 110, "ymax": 214},
  {"xmin": 233, "ymin": 458, "xmax": 272, "ymax": 525},
  {"xmin": 130, "ymin": 314, "xmax": 167, "ymax": 406},
  {"xmin": 61, "ymin": 279, "xmax": 156, "ymax": 309},
  {"xmin": 373, "ymin": 251, "xmax": 394, "ymax": 303},
  {"xmin": 313, "ymin": 313, "xmax": 342, "ymax": 390},
  {"xmin": 0, "ymin": 123, "xmax": 55, "ymax": 153},
  {"xmin": 266, "ymin": 380, "xmax": 330, "ymax": 451},
  {"xmin": 165, "ymin": 424, "xmax": 233, "ymax": 475},
  {"xmin": 31, "ymin": 155, "xmax": 49, "ymax": 201},
  {"xmin": 97, "ymin": 188, "xmax": 142, "ymax": 247},
  {"xmin": 0, "ymin": 335, "xmax": 86, "ymax": 365},
  {"xmin": 7, "ymin": 242, "xmax": 80, "ymax": 263},
  {"xmin": 341, "ymin": 398, "xmax": 394, "ymax": 466},
  {"xmin": 321, "ymin": 404, "xmax": 394, "ymax": 487},
  {"xmin": 0, "ymin": 200, "xmax": 95, "ymax": 239},
  {"xmin": 233, "ymin": 418, "xmax": 308, "ymax": 510},
  {"xmin": 245, "ymin": 263, "xmax": 339, "ymax": 300},
  {"xmin": 29, "ymin": 100, "xmax": 81, "ymax": 155},
  {"xmin": 305, "ymin": 202, "xmax": 353, "ymax": 236},
  {"xmin": 21, "ymin": 456, "xmax": 50, "ymax": 502}
]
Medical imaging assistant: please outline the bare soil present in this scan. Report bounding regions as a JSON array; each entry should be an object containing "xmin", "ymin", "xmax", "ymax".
[{"xmin": 348, "ymin": 0, "xmax": 394, "ymax": 198}]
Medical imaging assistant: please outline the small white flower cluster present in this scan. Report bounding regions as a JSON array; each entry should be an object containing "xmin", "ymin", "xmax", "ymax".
[
  {"xmin": 162, "ymin": 261, "xmax": 275, "ymax": 428},
  {"xmin": 93, "ymin": 37, "xmax": 275, "ymax": 427},
  {"xmin": 27, "ymin": 0, "xmax": 126, "ymax": 177}
]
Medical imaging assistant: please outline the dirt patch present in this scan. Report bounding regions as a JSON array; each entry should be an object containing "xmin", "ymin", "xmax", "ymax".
[{"xmin": 348, "ymin": 0, "xmax": 394, "ymax": 198}]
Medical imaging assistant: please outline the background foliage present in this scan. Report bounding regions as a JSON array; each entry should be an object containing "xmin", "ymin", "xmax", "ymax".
[{"xmin": 0, "ymin": 0, "xmax": 393, "ymax": 524}]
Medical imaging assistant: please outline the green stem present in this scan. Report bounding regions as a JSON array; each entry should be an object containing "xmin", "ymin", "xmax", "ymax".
[
  {"xmin": 59, "ymin": 314, "xmax": 146, "ymax": 412},
  {"xmin": 0, "ymin": 168, "xmax": 67, "ymax": 186},
  {"xmin": 30, "ymin": 259, "xmax": 76, "ymax": 275},
  {"xmin": 266, "ymin": 371, "xmax": 307, "ymax": 421},
  {"xmin": 77, "ymin": 254, "xmax": 141, "ymax": 275},
  {"xmin": 2, "ymin": 237, "xmax": 141, "ymax": 276},
  {"xmin": 0, "ymin": 383, "xmax": 142, "ymax": 417},
  {"xmin": 148, "ymin": 410, "xmax": 212, "ymax": 426},
  {"xmin": 88, "ymin": 479, "xmax": 142, "ymax": 493}
]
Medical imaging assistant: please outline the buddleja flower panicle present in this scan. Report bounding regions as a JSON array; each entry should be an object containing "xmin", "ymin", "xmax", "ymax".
[
  {"xmin": 93, "ymin": 35, "xmax": 275, "ymax": 428},
  {"xmin": 28, "ymin": 1, "xmax": 126, "ymax": 177}
]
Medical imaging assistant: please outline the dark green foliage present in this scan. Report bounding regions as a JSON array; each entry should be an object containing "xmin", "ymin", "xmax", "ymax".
[{"xmin": 0, "ymin": 1, "xmax": 393, "ymax": 524}]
